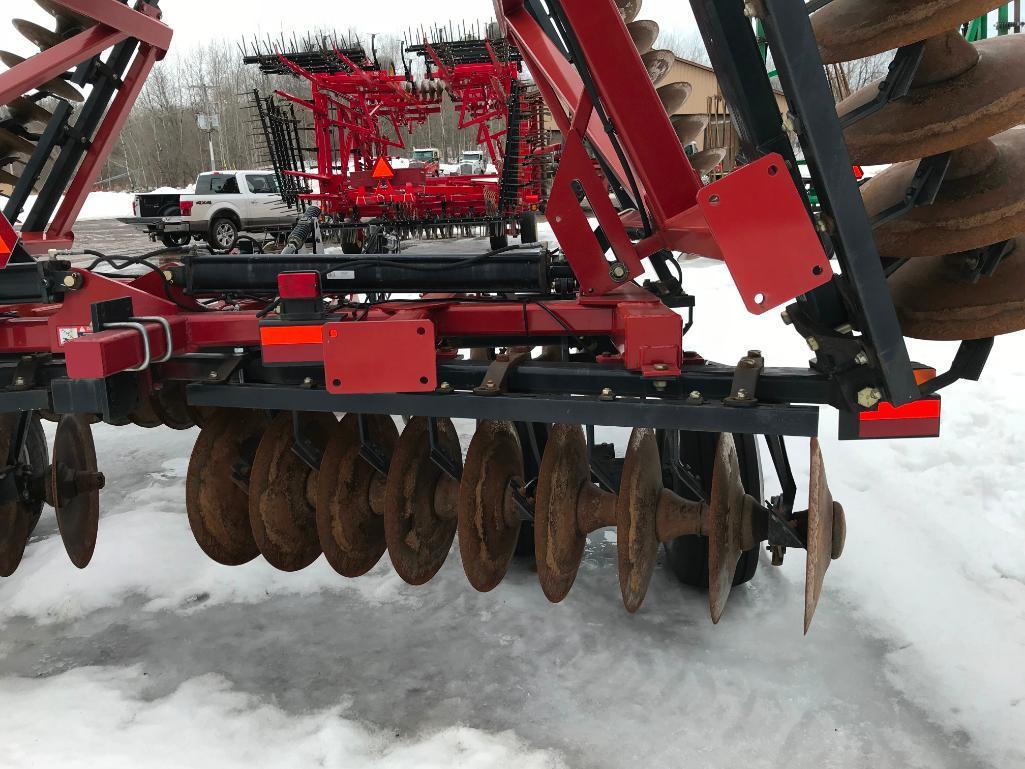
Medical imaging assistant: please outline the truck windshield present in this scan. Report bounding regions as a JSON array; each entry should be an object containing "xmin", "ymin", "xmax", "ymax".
[
  {"xmin": 462, "ymin": 153, "xmax": 482, "ymax": 161},
  {"xmin": 196, "ymin": 174, "xmax": 240, "ymax": 194},
  {"xmin": 412, "ymin": 150, "xmax": 436, "ymax": 162},
  {"xmin": 245, "ymin": 174, "xmax": 280, "ymax": 194}
]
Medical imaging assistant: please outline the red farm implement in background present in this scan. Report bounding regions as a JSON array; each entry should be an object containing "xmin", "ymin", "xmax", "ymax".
[{"xmin": 4, "ymin": 0, "xmax": 1021, "ymax": 635}]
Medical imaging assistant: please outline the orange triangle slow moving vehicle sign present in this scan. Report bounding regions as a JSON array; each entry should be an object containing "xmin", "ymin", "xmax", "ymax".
[
  {"xmin": 0, "ymin": 212, "xmax": 20, "ymax": 270},
  {"xmin": 372, "ymin": 156, "xmax": 395, "ymax": 180}
]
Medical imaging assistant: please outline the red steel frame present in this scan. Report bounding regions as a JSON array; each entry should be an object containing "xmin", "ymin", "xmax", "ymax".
[
  {"xmin": 0, "ymin": 1, "xmax": 841, "ymax": 395},
  {"xmin": 0, "ymin": 0, "xmax": 172, "ymax": 254}
]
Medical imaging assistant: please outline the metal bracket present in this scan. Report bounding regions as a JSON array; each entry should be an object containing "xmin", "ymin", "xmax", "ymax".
[
  {"xmin": 665, "ymin": 430, "xmax": 707, "ymax": 502},
  {"xmin": 290, "ymin": 411, "xmax": 324, "ymax": 471},
  {"xmin": 473, "ymin": 347, "xmax": 532, "ymax": 396},
  {"xmin": 427, "ymin": 416, "xmax": 461, "ymax": 481},
  {"xmin": 357, "ymin": 413, "xmax": 390, "ymax": 476},
  {"xmin": 839, "ymin": 42, "xmax": 925, "ymax": 130},
  {"xmin": 870, "ymin": 152, "xmax": 951, "ymax": 229},
  {"xmin": 920, "ymin": 337, "xmax": 995, "ymax": 395},
  {"xmin": 724, "ymin": 351, "xmax": 764, "ymax": 407}
]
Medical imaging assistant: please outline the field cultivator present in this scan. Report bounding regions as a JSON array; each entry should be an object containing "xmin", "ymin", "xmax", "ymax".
[
  {"xmin": 2, "ymin": 0, "xmax": 1024, "ymax": 633},
  {"xmin": 245, "ymin": 27, "xmax": 547, "ymax": 251}
]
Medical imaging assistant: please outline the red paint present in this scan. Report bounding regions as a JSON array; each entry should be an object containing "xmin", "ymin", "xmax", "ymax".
[{"xmin": 324, "ymin": 320, "xmax": 437, "ymax": 394}]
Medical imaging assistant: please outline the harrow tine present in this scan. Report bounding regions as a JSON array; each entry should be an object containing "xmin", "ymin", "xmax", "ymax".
[
  {"xmin": 383, "ymin": 416, "xmax": 462, "ymax": 585},
  {"xmin": 186, "ymin": 409, "xmax": 267, "ymax": 566},
  {"xmin": 804, "ymin": 439, "xmax": 846, "ymax": 634},
  {"xmin": 457, "ymin": 420, "xmax": 524, "ymax": 592},
  {"xmin": 249, "ymin": 412, "xmax": 336, "ymax": 572},
  {"xmin": 316, "ymin": 413, "xmax": 397, "ymax": 578}
]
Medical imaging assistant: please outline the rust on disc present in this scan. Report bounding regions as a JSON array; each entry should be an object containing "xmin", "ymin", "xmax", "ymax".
[
  {"xmin": 249, "ymin": 412, "xmax": 335, "ymax": 571},
  {"xmin": 150, "ymin": 381, "xmax": 196, "ymax": 431},
  {"xmin": 317, "ymin": 413, "xmax": 397, "ymax": 578},
  {"xmin": 384, "ymin": 417, "xmax": 462, "ymax": 585},
  {"xmin": 657, "ymin": 81, "xmax": 693, "ymax": 115},
  {"xmin": 627, "ymin": 19, "xmax": 659, "ymax": 55},
  {"xmin": 671, "ymin": 114, "xmax": 709, "ymax": 147},
  {"xmin": 186, "ymin": 409, "xmax": 267, "ymax": 565},
  {"xmin": 864, "ymin": 131, "xmax": 1025, "ymax": 259},
  {"xmin": 615, "ymin": 429, "xmax": 662, "ymax": 614},
  {"xmin": 130, "ymin": 388, "xmax": 163, "ymax": 428},
  {"xmin": 838, "ymin": 33, "xmax": 1025, "ymax": 164},
  {"xmin": 186, "ymin": 404, "xmax": 218, "ymax": 429},
  {"xmin": 641, "ymin": 49, "xmax": 676, "ymax": 87},
  {"xmin": 534, "ymin": 423, "xmax": 592, "ymax": 603},
  {"xmin": 691, "ymin": 148, "xmax": 727, "ymax": 174},
  {"xmin": 615, "ymin": 0, "xmax": 642, "ymax": 24},
  {"xmin": 805, "ymin": 438, "xmax": 840, "ymax": 634},
  {"xmin": 0, "ymin": 415, "xmax": 38, "ymax": 577},
  {"xmin": 812, "ymin": 0, "xmax": 1005, "ymax": 64},
  {"xmin": 51, "ymin": 415, "xmax": 104, "ymax": 569},
  {"xmin": 457, "ymin": 420, "xmax": 524, "ymax": 593},
  {"xmin": 890, "ymin": 236, "xmax": 1025, "ymax": 340},
  {"xmin": 706, "ymin": 433, "xmax": 746, "ymax": 624}
]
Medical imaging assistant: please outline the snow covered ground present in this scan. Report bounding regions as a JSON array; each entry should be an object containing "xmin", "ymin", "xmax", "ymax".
[{"xmin": 0, "ymin": 236, "xmax": 1022, "ymax": 768}]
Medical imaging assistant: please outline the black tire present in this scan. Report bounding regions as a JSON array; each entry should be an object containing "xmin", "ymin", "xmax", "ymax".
[
  {"xmin": 207, "ymin": 216, "xmax": 239, "ymax": 251},
  {"xmin": 23, "ymin": 414, "xmax": 48, "ymax": 536},
  {"xmin": 519, "ymin": 212, "xmax": 538, "ymax": 244},
  {"xmin": 659, "ymin": 430, "xmax": 762, "ymax": 588},
  {"xmin": 158, "ymin": 205, "xmax": 190, "ymax": 249},
  {"xmin": 489, "ymin": 222, "xmax": 509, "ymax": 251}
]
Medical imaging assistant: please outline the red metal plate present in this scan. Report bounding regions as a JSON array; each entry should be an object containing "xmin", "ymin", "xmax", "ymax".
[
  {"xmin": 0, "ymin": 212, "xmax": 19, "ymax": 270},
  {"xmin": 697, "ymin": 154, "xmax": 832, "ymax": 314},
  {"xmin": 324, "ymin": 320, "xmax": 437, "ymax": 394}
]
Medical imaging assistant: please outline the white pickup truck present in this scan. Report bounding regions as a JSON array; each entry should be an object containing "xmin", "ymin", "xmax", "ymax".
[{"xmin": 127, "ymin": 170, "xmax": 295, "ymax": 250}]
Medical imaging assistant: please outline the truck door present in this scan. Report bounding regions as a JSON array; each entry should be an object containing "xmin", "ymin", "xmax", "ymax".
[{"xmin": 244, "ymin": 173, "xmax": 291, "ymax": 226}]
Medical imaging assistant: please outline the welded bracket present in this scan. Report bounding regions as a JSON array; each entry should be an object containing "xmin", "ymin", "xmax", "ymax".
[
  {"xmin": 427, "ymin": 416, "xmax": 461, "ymax": 481},
  {"xmin": 473, "ymin": 347, "xmax": 532, "ymax": 395},
  {"xmin": 357, "ymin": 413, "xmax": 390, "ymax": 476},
  {"xmin": 724, "ymin": 351, "xmax": 765, "ymax": 407},
  {"xmin": 290, "ymin": 410, "xmax": 324, "ymax": 471},
  {"xmin": 838, "ymin": 42, "xmax": 925, "ymax": 130},
  {"xmin": 870, "ymin": 152, "xmax": 951, "ymax": 229}
]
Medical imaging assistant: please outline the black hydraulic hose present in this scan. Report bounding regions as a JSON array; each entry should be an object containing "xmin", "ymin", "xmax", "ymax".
[{"xmin": 282, "ymin": 206, "xmax": 322, "ymax": 254}]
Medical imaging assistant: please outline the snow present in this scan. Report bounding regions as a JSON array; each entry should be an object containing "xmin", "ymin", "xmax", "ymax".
[
  {"xmin": 4, "ymin": 191, "xmax": 137, "ymax": 221},
  {"xmin": 0, "ymin": 227, "xmax": 1022, "ymax": 767}
]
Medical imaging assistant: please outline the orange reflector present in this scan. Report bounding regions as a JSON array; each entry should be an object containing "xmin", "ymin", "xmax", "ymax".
[
  {"xmin": 839, "ymin": 396, "xmax": 942, "ymax": 440},
  {"xmin": 372, "ymin": 156, "xmax": 395, "ymax": 179},
  {"xmin": 260, "ymin": 325, "xmax": 323, "ymax": 346},
  {"xmin": 0, "ymin": 212, "xmax": 19, "ymax": 269},
  {"xmin": 913, "ymin": 367, "xmax": 937, "ymax": 385}
]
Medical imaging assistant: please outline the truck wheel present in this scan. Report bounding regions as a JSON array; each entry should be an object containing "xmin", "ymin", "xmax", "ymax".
[
  {"xmin": 208, "ymin": 217, "xmax": 239, "ymax": 251},
  {"xmin": 489, "ymin": 222, "xmax": 509, "ymax": 251},
  {"xmin": 658, "ymin": 430, "xmax": 762, "ymax": 588},
  {"xmin": 519, "ymin": 212, "xmax": 538, "ymax": 244},
  {"xmin": 158, "ymin": 205, "xmax": 190, "ymax": 249}
]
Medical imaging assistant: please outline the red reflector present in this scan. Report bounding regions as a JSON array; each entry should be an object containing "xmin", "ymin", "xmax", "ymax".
[
  {"xmin": 372, "ymin": 156, "xmax": 395, "ymax": 179},
  {"xmin": 852, "ymin": 165, "xmax": 865, "ymax": 180},
  {"xmin": 0, "ymin": 211, "xmax": 18, "ymax": 269},
  {"xmin": 860, "ymin": 399, "xmax": 941, "ymax": 422},
  {"xmin": 260, "ymin": 325, "xmax": 323, "ymax": 346},
  {"xmin": 277, "ymin": 271, "xmax": 321, "ymax": 299},
  {"xmin": 179, "ymin": 200, "xmax": 194, "ymax": 216}
]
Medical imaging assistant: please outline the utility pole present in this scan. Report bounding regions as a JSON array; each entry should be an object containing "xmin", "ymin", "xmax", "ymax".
[{"xmin": 189, "ymin": 82, "xmax": 219, "ymax": 171}]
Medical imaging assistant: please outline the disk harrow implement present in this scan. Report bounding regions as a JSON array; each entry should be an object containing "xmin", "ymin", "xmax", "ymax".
[{"xmin": 811, "ymin": 0, "xmax": 1025, "ymax": 341}]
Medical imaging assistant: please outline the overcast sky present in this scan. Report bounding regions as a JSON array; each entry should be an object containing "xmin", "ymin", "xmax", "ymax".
[{"xmin": 1, "ymin": 1, "xmax": 697, "ymax": 60}]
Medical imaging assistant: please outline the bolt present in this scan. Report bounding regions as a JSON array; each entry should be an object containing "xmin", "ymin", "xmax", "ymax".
[
  {"xmin": 485, "ymin": 379, "xmax": 497, "ymax": 390},
  {"xmin": 439, "ymin": 382, "xmax": 453, "ymax": 394},
  {"xmin": 609, "ymin": 262, "xmax": 628, "ymax": 282},
  {"xmin": 689, "ymin": 391, "xmax": 702, "ymax": 400},
  {"xmin": 835, "ymin": 323, "xmax": 854, "ymax": 335},
  {"xmin": 780, "ymin": 311, "xmax": 793, "ymax": 326},
  {"xmin": 13, "ymin": 377, "xmax": 25, "ymax": 386},
  {"xmin": 208, "ymin": 371, "xmax": 218, "ymax": 380},
  {"xmin": 854, "ymin": 352, "xmax": 869, "ymax": 366},
  {"xmin": 302, "ymin": 377, "xmax": 313, "ymax": 387},
  {"xmin": 653, "ymin": 381, "xmax": 668, "ymax": 391},
  {"xmin": 163, "ymin": 270, "xmax": 174, "ymax": 282},
  {"xmin": 747, "ymin": 349, "xmax": 762, "ymax": 358},
  {"xmin": 806, "ymin": 336, "xmax": 820, "ymax": 352},
  {"xmin": 601, "ymin": 387, "xmax": 614, "ymax": 397},
  {"xmin": 735, "ymin": 388, "xmax": 749, "ymax": 400},
  {"xmin": 653, "ymin": 363, "xmax": 669, "ymax": 371},
  {"xmin": 62, "ymin": 275, "xmax": 77, "ymax": 288},
  {"xmin": 857, "ymin": 387, "xmax": 883, "ymax": 408}
]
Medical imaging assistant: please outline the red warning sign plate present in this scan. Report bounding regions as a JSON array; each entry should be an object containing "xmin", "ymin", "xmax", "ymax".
[{"xmin": 371, "ymin": 156, "xmax": 395, "ymax": 180}]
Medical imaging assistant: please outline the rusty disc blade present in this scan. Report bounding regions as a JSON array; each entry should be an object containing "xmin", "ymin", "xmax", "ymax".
[
  {"xmin": 657, "ymin": 81, "xmax": 692, "ymax": 115},
  {"xmin": 805, "ymin": 438, "xmax": 840, "ymax": 634},
  {"xmin": 671, "ymin": 114, "xmax": 708, "ymax": 147},
  {"xmin": 13, "ymin": 18, "xmax": 61, "ymax": 51},
  {"xmin": 812, "ymin": 0, "xmax": 1006, "ymax": 64},
  {"xmin": 865, "ymin": 130, "xmax": 1025, "ymax": 259},
  {"xmin": 7, "ymin": 96, "xmax": 53, "ymax": 128},
  {"xmin": 317, "ymin": 413, "xmax": 397, "ymax": 578},
  {"xmin": 641, "ymin": 49, "xmax": 676, "ymax": 87},
  {"xmin": 457, "ymin": 420, "xmax": 524, "ymax": 593},
  {"xmin": 615, "ymin": 0, "xmax": 643, "ymax": 24},
  {"xmin": 616, "ymin": 429, "xmax": 662, "ymax": 614},
  {"xmin": 149, "ymin": 381, "xmax": 196, "ymax": 431},
  {"xmin": 249, "ymin": 412, "xmax": 336, "ymax": 572},
  {"xmin": 890, "ymin": 236, "xmax": 1025, "ymax": 340},
  {"xmin": 186, "ymin": 404, "xmax": 217, "ymax": 429},
  {"xmin": 627, "ymin": 19, "xmax": 659, "ymax": 55},
  {"xmin": 384, "ymin": 416, "xmax": 462, "ymax": 585},
  {"xmin": 0, "ymin": 169, "xmax": 19, "ymax": 189},
  {"xmin": 691, "ymin": 147, "xmax": 727, "ymax": 174},
  {"xmin": 130, "ymin": 388, "xmax": 163, "ymax": 428},
  {"xmin": 0, "ymin": 415, "xmax": 39, "ymax": 577},
  {"xmin": 186, "ymin": 409, "xmax": 267, "ymax": 566},
  {"xmin": 0, "ymin": 51, "xmax": 82, "ymax": 102},
  {"xmin": 52, "ymin": 415, "xmax": 103, "ymax": 569},
  {"xmin": 706, "ymin": 433, "xmax": 746, "ymax": 624},
  {"xmin": 838, "ymin": 33, "xmax": 1025, "ymax": 164},
  {"xmin": 35, "ymin": 0, "xmax": 92, "ymax": 35},
  {"xmin": 0, "ymin": 127, "xmax": 34, "ymax": 159},
  {"xmin": 534, "ymin": 423, "xmax": 591, "ymax": 603}
]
